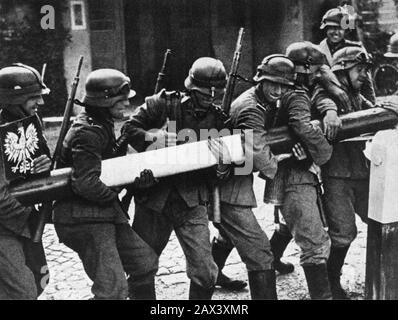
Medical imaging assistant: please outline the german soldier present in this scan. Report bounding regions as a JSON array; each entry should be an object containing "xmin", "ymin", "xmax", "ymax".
[
  {"xmin": 217, "ymin": 55, "xmax": 298, "ymax": 300},
  {"xmin": 53, "ymin": 69, "xmax": 158, "ymax": 300},
  {"xmin": 0, "ymin": 63, "xmax": 51, "ymax": 299},
  {"xmin": 318, "ymin": 5, "xmax": 376, "ymax": 104},
  {"xmin": 120, "ymin": 57, "xmax": 230, "ymax": 300},
  {"xmin": 312, "ymin": 46, "xmax": 374, "ymax": 299},
  {"xmin": 272, "ymin": 42, "xmax": 334, "ymax": 299}
]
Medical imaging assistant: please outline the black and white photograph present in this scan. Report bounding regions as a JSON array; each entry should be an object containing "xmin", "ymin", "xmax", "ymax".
[{"xmin": 1, "ymin": 0, "xmax": 398, "ymax": 306}]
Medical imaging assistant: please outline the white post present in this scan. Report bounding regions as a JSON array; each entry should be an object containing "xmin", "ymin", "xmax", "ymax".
[{"xmin": 366, "ymin": 128, "xmax": 398, "ymax": 300}]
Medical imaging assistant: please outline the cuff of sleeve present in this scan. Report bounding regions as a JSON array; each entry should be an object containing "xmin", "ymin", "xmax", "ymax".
[
  {"xmin": 216, "ymin": 165, "xmax": 231, "ymax": 180},
  {"xmin": 257, "ymin": 157, "xmax": 278, "ymax": 180}
]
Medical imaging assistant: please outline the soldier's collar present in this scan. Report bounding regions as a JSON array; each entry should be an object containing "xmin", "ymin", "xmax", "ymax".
[{"xmin": 254, "ymin": 87, "xmax": 275, "ymax": 112}]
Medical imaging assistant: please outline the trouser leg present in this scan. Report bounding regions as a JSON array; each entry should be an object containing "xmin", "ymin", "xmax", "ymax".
[
  {"xmin": 281, "ymin": 184, "xmax": 331, "ymax": 300},
  {"xmin": 323, "ymin": 178, "xmax": 369, "ymax": 299},
  {"xmin": 323, "ymin": 177, "xmax": 357, "ymax": 248},
  {"xmin": 55, "ymin": 223, "xmax": 128, "ymax": 300},
  {"xmin": 115, "ymin": 223, "xmax": 158, "ymax": 300},
  {"xmin": 173, "ymin": 204, "xmax": 218, "ymax": 299},
  {"xmin": 282, "ymin": 184, "xmax": 331, "ymax": 266},
  {"xmin": 0, "ymin": 234, "xmax": 37, "ymax": 300},
  {"xmin": 130, "ymin": 204, "xmax": 174, "ymax": 300},
  {"xmin": 218, "ymin": 203, "xmax": 276, "ymax": 299},
  {"xmin": 23, "ymin": 239, "xmax": 49, "ymax": 297},
  {"xmin": 211, "ymin": 225, "xmax": 247, "ymax": 290}
]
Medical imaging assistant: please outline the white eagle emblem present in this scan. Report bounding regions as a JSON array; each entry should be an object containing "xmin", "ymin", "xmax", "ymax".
[{"xmin": 3, "ymin": 123, "xmax": 39, "ymax": 174}]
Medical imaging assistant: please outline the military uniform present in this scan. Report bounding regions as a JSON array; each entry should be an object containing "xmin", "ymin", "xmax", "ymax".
[
  {"xmin": 313, "ymin": 81, "xmax": 372, "ymax": 247},
  {"xmin": 318, "ymin": 6, "xmax": 376, "ymax": 104},
  {"xmin": 121, "ymin": 89, "xmax": 220, "ymax": 295},
  {"xmin": 274, "ymin": 87, "xmax": 332, "ymax": 266},
  {"xmin": 0, "ymin": 64, "xmax": 50, "ymax": 300},
  {"xmin": 219, "ymin": 86, "xmax": 278, "ymax": 275},
  {"xmin": 312, "ymin": 46, "xmax": 374, "ymax": 299},
  {"xmin": 53, "ymin": 69, "xmax": 158, "ymax": 300}
]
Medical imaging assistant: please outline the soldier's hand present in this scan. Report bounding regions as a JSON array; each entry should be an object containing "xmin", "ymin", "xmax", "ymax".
[
  {"xmin": 323, "ymin": 110, "xmax": 342, "ymax": 141},
  {"xmin": 132, "ymin": 169, "xmax": 158, "ymax": 189},
  {"xmin": 208, "ymin": 138, "xmax": 232, "ymax": 172},
  {"xmin": 292, "ymin": 143, "xmax": 307, "ymax": 160},
  {"xmin": 31, "ymin": 155, "xmax": 52, "ymax": 174}
]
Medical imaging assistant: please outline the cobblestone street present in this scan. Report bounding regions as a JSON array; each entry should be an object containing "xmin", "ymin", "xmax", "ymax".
[{"xmin": 40, "ymin": 175, "xmax": 367, "ymax": 300}]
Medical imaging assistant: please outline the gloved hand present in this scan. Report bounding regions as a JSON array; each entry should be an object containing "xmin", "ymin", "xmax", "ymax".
[{"xmin": 132, "ymin": 169, "xmax": 158, "ymax": 189}]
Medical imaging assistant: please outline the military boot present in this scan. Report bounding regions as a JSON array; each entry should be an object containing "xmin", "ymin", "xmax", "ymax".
[
  {"xmin": 128, "ymin": 278, "xmax": 156, "ymax": 300},
  {"xmin": 248, "ymin": 270, "xmax": 277, "ymax": 300},
  {"xmin": 270, "ymin": 225, "xmax": 294, "ymax": 274},
  {"xmin": 327, "ymin": 246, "xmax": 350, "ymax": 300},
  {"xmin": 212, "ymin": 236, "xmax": 247, "ymax": 291},
  {"xmin": 303, "ymin": 263, "xmax": 332, "ymax": 300},
  {"xmin": 189, "ymin": 281, "xmax": 214, "ymax": 300}
]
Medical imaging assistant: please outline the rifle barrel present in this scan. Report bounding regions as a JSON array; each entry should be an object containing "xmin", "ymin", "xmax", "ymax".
[
  {"xmin": 221, "ymin": 28, "xmax": 245, "ymax": 116},
  {"xmin": 154, "ymin": 49, "xmax": 171, "ymax": 94}
]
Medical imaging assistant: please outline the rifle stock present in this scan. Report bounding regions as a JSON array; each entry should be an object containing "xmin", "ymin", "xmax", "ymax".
[
  {"xmin": 32, "ymin": 56, "xmax": 84, "ymax": 243},
  {"xmin": 53, "ymin": 56, "xmax": 84, "ymax": 169}
]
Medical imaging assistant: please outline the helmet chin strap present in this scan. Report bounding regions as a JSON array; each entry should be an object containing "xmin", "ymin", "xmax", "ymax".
[{"xmin": 344, "ymin": 69, "xmax": 356, "ymax": 93}]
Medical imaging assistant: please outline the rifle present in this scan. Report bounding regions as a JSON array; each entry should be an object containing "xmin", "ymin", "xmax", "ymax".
[
  {"xmin": 32, "ymin": 56, "xmax": 84, "ymax": 243},
  {"xmin": 212, "ymin": 27, "xmax": 245, "ymax": 224},
  {"xmin": 154, "ymin": 49, "xmax": 172, "ymax": 95},
  {"xmin": 114, "ymin": 49, "xmax": 172, "ymax": 158},
  {"xmin": 119, "ymin": 49, "xmax": 172, "ymax": 211}
]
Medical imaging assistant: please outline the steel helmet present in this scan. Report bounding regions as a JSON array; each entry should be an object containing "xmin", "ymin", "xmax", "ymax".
[
  {"xmin": 253, "ymin": 54, "xmax": 296, "ymax": 86},
  {"xmin": 0, "ymin": 63, "xmax": 50, "ymax": 106},
  {"xmin": 331, "ymin": 46, "xmax": 372, "ymax": 72},
  {"xmin": 286, "ymin": 42, "xmax": 326, "ymax": 74},
  {"xmin": 184, "ymin": 57, "xmax": 227, "ymax": 94},
  {"xmin": 82, "ymin": 69, "xmax": 136, "ymax": 108},
  {"xmin": 320, "ymin": 5, "xmax": 355, "ymax": 30},
  {"xmin": 385, "ymin": 33, "xmax": 398, "ymax": 58}
]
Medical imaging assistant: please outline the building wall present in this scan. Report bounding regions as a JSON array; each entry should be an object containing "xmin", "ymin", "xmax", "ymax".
[
  {"xmin": 65, "ymin": 0, "xmax": 333, "ymax": 101},
  {"xmin": 204, "ymin": 0, "xmax": 252, "ymax": 96},
  {"xmin": 378, "ymin": 0, "xmax": 398, "ymax": 32},
  {"xmin": 63, "ymin": 0, "xmax": 92, "ymax": 112}
]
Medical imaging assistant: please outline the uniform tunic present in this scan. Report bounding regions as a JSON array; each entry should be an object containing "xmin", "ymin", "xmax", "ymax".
[
  {"xmin": 53, "ymin": 110, "xmax": 158, "ymax": 299},
  {"xmin": 275, "ymin": 87, "xmax": 333, "ymax": 265},
  {"xmin": 218, "ymin": 87, "xmax": 279, "ymax": 271},
  {"xmin": 319, "ymin": 38, "xmax": 376, "ymax": 104},
  {"xmin": 121, "ymin": 91, "xmax": 221, "ymax": 289},
  {"xmin": 313, "ymin": 80, "xmax": 373, "ymax": 247},
  {"xmin": 0, "ymin": 110, "xmax": 49, "ymax": 299}
]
